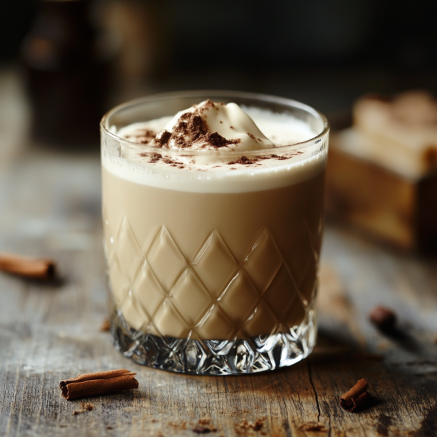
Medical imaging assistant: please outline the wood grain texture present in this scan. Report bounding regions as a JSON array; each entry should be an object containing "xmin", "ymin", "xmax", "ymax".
[{"xmin": 1, "ymin": 71, "xmax": 437, "ymax": 436}]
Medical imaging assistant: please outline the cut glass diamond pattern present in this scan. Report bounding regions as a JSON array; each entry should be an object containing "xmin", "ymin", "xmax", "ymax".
[
  {"xmin": 241, "ymin": 301, "xmax": 278, "ymax": 338},
  {"xmin": 116, "ymin": 217, "xmax": 144, "ymax": 282},
  {"xmin": 192, "ymin": 231, "xmax": 238, "ymax": 298},
  {"xmin": 170, "ymin": 269, "xmax": 213, "ymax": 327},
  {"xmin": 283, "ymin": 293, "xmax": 307, "ymax": 329},
  {"xmin": 120, "ymin": 291, "xmax": 149, "ymax": 331},
  {"xmin": 218, "ymin": 269, "xmax": 259, "ymax": 326},
  {"xmin": 153, "ymin": 299, "xmax": 191, "ymax": 339},
  {"xmin": 131, "ymin": 260, "xmax": 166, "ymax": 319},
  {"xmin": 147, "ymin": 227, "xmax": 187, "ymax": 291},
  {"xmin": 195, "ymin": 305, "xmax": 236, "ymax": 340},
  {"xmin": 262, "ymin": 264, "xmax": 299, "ymax": 321},
  {"xmin": 111, "ymin": 307, "xmax": 316, "ymax": 375},
  {"xmin": 109, "ymin": 259, "xmax": 130, "ymax": 307},
  {"xmin": 228, "ymin": 342, "xmax": 255, "ymax": 372},
  {"xmin": 106, "ymin": 218, "xmax": 318, "ymax": 374},
  {"xmin": 285, "ymin": 219, "xmax": 320, "ymax": 304},
  {"xmin": 185, "ymin": 341, "xmax": 207, "ymax": 371},
  {"xmin": 243, "ymin": 229, "xmax": 283, "ymax": 293}
]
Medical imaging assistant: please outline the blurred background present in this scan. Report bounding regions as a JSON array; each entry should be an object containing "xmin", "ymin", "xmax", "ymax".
[{"xmin": 1, "ymin": 0, "xmax": 437, "ymax": 147}]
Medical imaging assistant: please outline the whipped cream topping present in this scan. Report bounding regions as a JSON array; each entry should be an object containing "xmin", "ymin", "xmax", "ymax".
[
  {"xmin": 158, "ymin": 99, "xmax": 274, "ymax": 151},
  {"xmin": 104, "ymin": 101, "xmax": 327, "ymax": 193}
]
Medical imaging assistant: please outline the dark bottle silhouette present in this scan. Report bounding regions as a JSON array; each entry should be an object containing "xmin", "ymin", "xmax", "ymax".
[{"xmin": 21, "ymin": 0, "xmax": 112, "ymax": 148}]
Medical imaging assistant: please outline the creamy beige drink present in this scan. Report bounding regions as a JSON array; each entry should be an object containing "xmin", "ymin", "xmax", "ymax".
[{"xmin": 102, "ymin": 99, "xmax": 326, "ymax": 341}]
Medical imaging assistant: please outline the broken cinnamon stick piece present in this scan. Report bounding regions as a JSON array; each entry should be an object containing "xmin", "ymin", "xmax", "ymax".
[
  {"xmin": 60, "ymin": 369, "xmax": 138, "ymax": 400},
  {"xmin": 0, "ymin": 252, "xmax": 55, "ymax": 280},
  {"xmin": 340, "ymin": 378, "xmax": 371, "ymax": 412}
]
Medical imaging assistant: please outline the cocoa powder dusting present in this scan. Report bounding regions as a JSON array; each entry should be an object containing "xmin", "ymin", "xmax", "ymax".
[
  {"xmin": 205, "ymin": 132, "xmax": 237, "ymax": 148},
  {"xmin": 126, "ymin": 128, "xmax": 155, "ymax": 144},
  {"xmin": 247, "ymin": 132, "xmax": 257, "ymax": 141},
  {"xmin": 154, "ymin": 131, "xmax": 171, "ymax": 147},
  {"xmin": 227, "ymin": 156, "xmax": 259, "ymax": 165},
  {"xmin": 167, "ymin": 105, "xmax": 239, "ymax": 149},
  {"xmin": 227, "ymin": 153, "xmax": 298, "ymax": 166},
  {"xmin": 139, "ymin": 153, "xmax": 185, "ymax": 168},
  {"xmin": 149, "ymin": 153, "xmax": 163, "ymax": 163},
  {"xmin": 269, "ymin": 153, "xmax": 297, "ymax": 160}
]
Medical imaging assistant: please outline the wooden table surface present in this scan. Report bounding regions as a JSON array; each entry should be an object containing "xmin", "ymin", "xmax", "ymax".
[{"xmin": 1, "ymin": 70, "xmax": 437, "ymax": 437}]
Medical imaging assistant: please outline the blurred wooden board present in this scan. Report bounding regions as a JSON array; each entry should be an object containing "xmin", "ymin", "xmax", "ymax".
[
  {"xmin": 0, "ymin": 148, "xmax": 436, "ymax": 437},
  {"xmin": 326, "ymin": 116, "xmax": 437, "ymax": 254},
  {"xmin": 327, "ymin": 136, "xmax": 437, "ymax": 253}
]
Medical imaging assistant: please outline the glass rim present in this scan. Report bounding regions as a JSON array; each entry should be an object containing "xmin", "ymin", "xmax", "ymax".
[{"xmin": 100, "ymin": 90, "xmax": 330, "ymax": 158}]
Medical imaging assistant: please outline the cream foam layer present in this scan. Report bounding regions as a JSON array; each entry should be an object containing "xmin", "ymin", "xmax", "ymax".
[{"xmin": 102, "ymin": 107, "xmax": 327, "ymax": 193}]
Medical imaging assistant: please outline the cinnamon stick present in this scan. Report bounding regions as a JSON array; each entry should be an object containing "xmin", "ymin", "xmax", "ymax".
[
  {"xmin": 100, "ymin": 319, "xmax": 111, "ymax": 332},
  {"xmin": 339, "ymin": 378, "xmax": 371, "ymax": 412},
  {"xmin": 369, "ymin": 306, "xmax": 397, "ymax": 330},
  {"xmin": 59, "ymin": 369, "xmax": 138, "ymax": 400},
  {"xmin": 0, "ymin": 252, "xmax": 55, "ymax": 280}
]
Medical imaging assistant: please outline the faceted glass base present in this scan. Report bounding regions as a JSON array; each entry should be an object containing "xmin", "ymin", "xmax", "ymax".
[{"xmin": 110, "ymin": 308, "xmax": 317, "ymax": 375}]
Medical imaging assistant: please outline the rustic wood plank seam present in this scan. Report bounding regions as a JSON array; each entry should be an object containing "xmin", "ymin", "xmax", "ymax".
[{"xmin": 307, "ymin": 360, "xmax": 322, "ymax": 424}]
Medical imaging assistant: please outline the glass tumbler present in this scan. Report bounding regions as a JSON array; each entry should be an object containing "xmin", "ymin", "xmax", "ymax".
[{"xmin": 100, "ymin": 91, "xmax": 329, "ymax": 375}]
